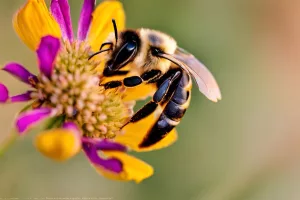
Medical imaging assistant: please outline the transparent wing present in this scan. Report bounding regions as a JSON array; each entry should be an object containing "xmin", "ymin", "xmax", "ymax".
[{"xmin": 174, "ymin": 47, "xmax": 221, "ymax": 102}]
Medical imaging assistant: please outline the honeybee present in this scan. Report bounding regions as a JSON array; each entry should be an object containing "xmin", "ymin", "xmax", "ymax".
[{"xmin": 90, "ymin": 20, "xmax": 221, "ymax": 148}]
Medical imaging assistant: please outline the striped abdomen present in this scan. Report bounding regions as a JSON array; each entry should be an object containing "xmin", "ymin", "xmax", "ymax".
[{"xmin": 139, "ymin": 71, "xmax": 192, "ymax": 148}]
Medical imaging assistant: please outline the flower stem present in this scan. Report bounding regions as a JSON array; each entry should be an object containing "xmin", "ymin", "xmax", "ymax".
[{"xmin": 0, "ymin": 131, "xmax": 17, "ymax": 156}]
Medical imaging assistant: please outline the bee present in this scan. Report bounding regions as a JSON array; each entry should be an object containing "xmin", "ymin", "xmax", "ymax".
[{"xmin": 90, "ymin": 20, "xmax": 221, "ymax": 148}]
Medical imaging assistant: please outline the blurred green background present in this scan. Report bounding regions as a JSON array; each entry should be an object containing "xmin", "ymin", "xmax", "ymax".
[{"xmin": 1, "ymin": 0, "xmax": 300, "ymax": 200}]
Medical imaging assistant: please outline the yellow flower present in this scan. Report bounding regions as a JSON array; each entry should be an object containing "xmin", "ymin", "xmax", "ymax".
[
  {"xmin": 5, "ymin": 0, "xmax": 177, "ymax": 182},
  {"xmin": 13, "ymin": 0, "xmax": 125, "ymax": 51}
]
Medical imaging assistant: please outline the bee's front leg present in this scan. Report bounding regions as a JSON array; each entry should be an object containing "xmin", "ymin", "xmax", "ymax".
[
  {"xmin": 99, "ymin": 42, "xmax": 113, "ymax": 51},
  {"xmin": 101, "ymin": 76, "xmax": 144, "ymax": 89},
  {"xmin": 101, "ymin": 69, "xmax": 162, "ymax": 89}
]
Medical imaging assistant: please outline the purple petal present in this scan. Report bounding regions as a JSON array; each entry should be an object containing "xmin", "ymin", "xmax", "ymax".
[
  {"xmin": 62, "ymin": 122, "xmax": 81, "ymax": 135},
  {"xmin": 77, "ymin": 0, "xmax": 95, "ymax": 41},
  {"xmin": 2, "ymin": 63, "xmax": 37, "ymax": 85},
  {"xmin": 82, "ymin": 138, "xmax": 127, "ymax": 152},
  {"xmin": 11, "ymin": 91, "xmax": 32, "ymax": 103},
  {"xmin": 83, "ymin": 143, "xmax": 123, "ymax": 173},
  {"xmin": 37, "ymin": 36, "xmax": 61, "ymax": 78},
  {"xmin": 50, "ymin": 0, "xmax": 74, "ymax": 41},
  {"xmin": 0, "ymin": 83, "xmax": 9, "ymax": 103},
  {"xmin": 16, "ymin": 108, "xmax": 53, "ymax": 135}
]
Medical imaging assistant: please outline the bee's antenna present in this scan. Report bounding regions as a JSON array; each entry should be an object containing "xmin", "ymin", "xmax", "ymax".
[
  {"xmin": 112, "ymin": 19, "xmax": 118, "ymax": 45},
  {"xmin": 88, "ymin": 48, "xmax": 111, "ymax": 60}
]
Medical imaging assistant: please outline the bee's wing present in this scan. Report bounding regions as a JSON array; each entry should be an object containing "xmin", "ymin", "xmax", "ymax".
[{"xmin": 173, "ymin": 47, "xmax": 221, "ymax": 102}]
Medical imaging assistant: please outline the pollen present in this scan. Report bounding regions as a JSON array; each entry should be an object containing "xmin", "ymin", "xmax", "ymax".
[{"xmin": 32, "ymin": 41, "xmax": 132, "ymax": 138}]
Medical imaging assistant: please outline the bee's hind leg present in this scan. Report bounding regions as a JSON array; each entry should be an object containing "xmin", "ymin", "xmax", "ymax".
[{"xmin": 121, "ymin": 70, "xmax": 182, "ymax": 128}]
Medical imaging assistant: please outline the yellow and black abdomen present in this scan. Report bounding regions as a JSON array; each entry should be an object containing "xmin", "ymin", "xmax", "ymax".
[{"xmin": 139, "ymin": 70, "xmax": 192, "ymax": 148}]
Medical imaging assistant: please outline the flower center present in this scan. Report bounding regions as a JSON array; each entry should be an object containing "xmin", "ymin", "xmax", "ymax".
[{"xmin": 34, "ymin": 41, "xmax": 132, "ymax": 139}]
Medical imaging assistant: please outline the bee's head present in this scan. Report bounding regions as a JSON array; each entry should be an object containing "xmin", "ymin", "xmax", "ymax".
[
  {"xmin": 134, "ymin": 29, "xmax": 177, "ymax": 73},
  {"xmin": 101, "ymin": 29, "xmax": 141, "ymax": 76},
  {"xmin": 95, "ymin": 21, "xmax": 177, "ymax": 76}
]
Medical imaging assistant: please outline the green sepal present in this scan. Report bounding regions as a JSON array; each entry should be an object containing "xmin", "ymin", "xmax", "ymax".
[{"xmin": 43, "ymin": 115, "xmax": 66, "ymax": 130}]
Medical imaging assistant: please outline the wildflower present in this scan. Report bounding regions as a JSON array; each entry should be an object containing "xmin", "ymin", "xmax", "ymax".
[{"xmin": 0, "ymin": 0, "xmax": 178, "ymax": 183}]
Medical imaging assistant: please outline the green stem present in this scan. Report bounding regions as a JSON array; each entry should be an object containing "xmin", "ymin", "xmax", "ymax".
[
  {"xmin": 0, "ymin": 131, "xmax": 17, "ymax": 156},
  {"xmin": 0, "ymin": 103, "xmax": 32, "ymax": 156}
]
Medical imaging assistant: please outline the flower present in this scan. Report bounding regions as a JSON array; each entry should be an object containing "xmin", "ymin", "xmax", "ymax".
[
  {"xmin": 14, "ymin": 0, "xmax": 125, "ymax": 51},
  {"xmin": 1, "ymin": 32, "xmax": 153, "ymax": 182},
  {"xmin": 1, "ymin": 32, "xmax": 132, "ymax": 138},
  {"xmin": 0, "ymin": 0, "xmax": 160, "ymax": 183},
  {"xmin": 1, "ymin": 0, "xmax": 180, "ymax": 182},
  {"xmin": 13, "ymin": 0, "xmax": 178, "ymax": 151}
]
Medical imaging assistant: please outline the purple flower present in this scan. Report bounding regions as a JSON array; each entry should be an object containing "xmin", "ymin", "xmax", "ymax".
[{"xmin": 1, "ymin": 0, "xmax": 153, "ymax": 183}]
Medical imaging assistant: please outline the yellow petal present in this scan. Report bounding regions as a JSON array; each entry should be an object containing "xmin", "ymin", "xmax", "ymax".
[
  {"xmin": 88, "ymin": 0, "xmax": 125, "ymax": 51},
  {"xmin": 95, "ymin": 151, "xmax": 153, "ymax": 183},
  {"xmin": 13, "ymin": 0, "xmax": 62, "ymax": 50},
  {"xmin": 115, "ymin": 112, "xmax": 178, "ymax": 152},
  {"xmin": 35, "ymin": 129, "xmax": 81, "ymax": 161}
]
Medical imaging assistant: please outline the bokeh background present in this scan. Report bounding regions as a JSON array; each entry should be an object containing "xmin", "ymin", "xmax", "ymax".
[{"xmin": 1, "ymin": 0, "xmax": 300, "ymax": 199}]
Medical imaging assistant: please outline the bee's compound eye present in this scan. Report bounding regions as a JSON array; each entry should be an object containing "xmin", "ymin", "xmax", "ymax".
[
  {"xmin": 117, "ymin": 41, "xmax": 136, "ymax": 61},
  {"xmin": 126, "ymin": 41, "xmax": 136, "ymax": 51},
  {"xmin": 112, "ymin": 40, "xmax": 137, "ymax": 69}
]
